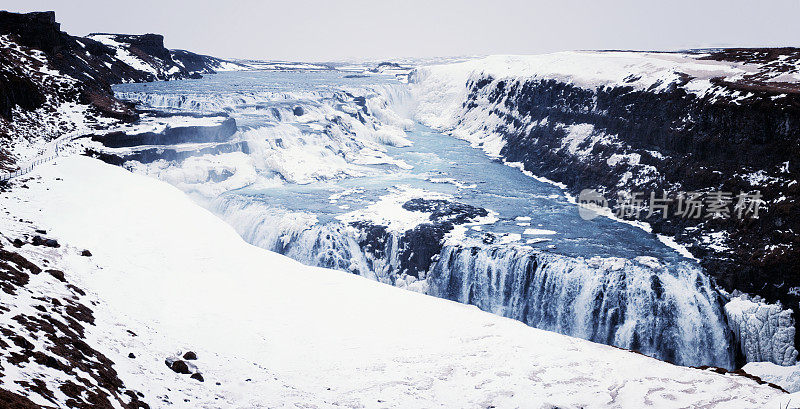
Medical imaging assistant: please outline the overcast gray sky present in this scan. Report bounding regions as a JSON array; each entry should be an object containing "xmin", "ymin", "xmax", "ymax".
[{"xmin": 4, "ymin": 0, "xmax": 800, "ymax": 61}]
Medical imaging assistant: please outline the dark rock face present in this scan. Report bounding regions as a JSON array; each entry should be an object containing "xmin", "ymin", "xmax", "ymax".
[
  {"xmin": 402, "ymin": 198, "xmax": 489, "ymax": 225},
  {"xmin": 0, "ymin": 387, "xmax": 46, "ymax": 409},
  {"xmin": 0, "ymin": 11, "xmax": 63, "ymax": 55},
  {"xmin": 0, "ymin": 11, "xmax": 226, "ymax": 87},
  {"xmin": 95, "ymin": 116, "xmax": 237, "ymax": 148},
  {"xmin": 355, "ymin": 199, "xmax": 489, "ymax": 279},
  {"xmin": 0, "ymin": 63, "xmax": 46, "ymax": 120},
  {"xmin": 103, "ymin": 33, "xmax": 172, "ymax": 63},
  {"xmin": 183, "ymin": 351, "xmax": 197, "ymax": 360},
  {"xmin": 456, "ymin": 53, "xmax": 800, "ymax": 350},
  {"xmin": 87, "ymin": 139, "xmax": 249, "ymax": 166},
  {"xmin": 81, "ymin": 32, "xmax": 235, "ymax": 84},
  {"xmin": 395, "ymin": 223, "xmax": 450, "ymax": 278},
  {"xmin": 86, "ymin": 110, "xmax": 245, "ymax": 167},
  {"xmin": 0, "ymin": 11, "xmax": 133, "ymax": 121},
  {"xmin": 190, "ymin": 373, "xmax": 204, "ymax": 382},
  {"xmin": 171, "ymin": 49, "xmax": 230, "ymax": 75}
]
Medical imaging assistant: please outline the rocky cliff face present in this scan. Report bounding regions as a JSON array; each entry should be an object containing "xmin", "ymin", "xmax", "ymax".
[
  {"xmin": 170, "ymin": 49, "xmax": 240, "ymax": 75},
  {"xmin": 412, "ymin": 50, "xmax": 800, "ymax": 363},
  {"xmin": 86, "ymin": 33, "xmax": 242, "ymax": 82},
  {"xmin": 0, "ymin": 11, "xmax": 244, "ymax": 171}
]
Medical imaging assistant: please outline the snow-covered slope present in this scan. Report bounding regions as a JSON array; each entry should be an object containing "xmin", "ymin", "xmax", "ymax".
[
  {"xmin": 413, "ymin": 50, "xmax": 800, "ymax": 113},
  {"xmin": 0, "ymin": 155, "xmax": 786, "ymax": 408},
  {"xmin": 87, "ymin": 34, "xmax": 247, "ymax": 81}
]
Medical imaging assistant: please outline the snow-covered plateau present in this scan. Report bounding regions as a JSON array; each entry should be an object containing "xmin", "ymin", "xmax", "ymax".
[{"xmin": 0, "ymin": 155, "xmax": 788, "ymax": 408}]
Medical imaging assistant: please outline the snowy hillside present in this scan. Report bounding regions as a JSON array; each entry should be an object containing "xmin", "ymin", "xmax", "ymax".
[
  {"xmin": 87, "ymin": 34, "xmax": 247, "ymax": 81},
  {"xmin": 0, "ymin": 155, "xmax": 787, "ymax": 408},
  {"xmin": 0, "ymin": 32, "xmax": 110, "ymax": 169}
]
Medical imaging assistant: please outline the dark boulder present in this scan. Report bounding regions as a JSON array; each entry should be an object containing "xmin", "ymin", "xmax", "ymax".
[
  {"xmin": 293, "ymin": 106, "xmax": 304, "ymax": 116},
  {"xmin": 190, "ymin": 373, "xmax": 204, "ymax": 382},
  {"xmin": 183, "ymin": 351, "xmax": 197, "ymax": 360},
  {"xmin": 32, "ymin": 236, "xmax": 60, "ymax": 248},
  {"xmin": 80, "ymin": 250, "xmax": 92, "ymax": 257},
  {"xmin": 46, "ymin": 269, "xmax": 66, "ymax": 282},
  {"xmin": 167, "ymin": 359, "xmax": 191, "ymax": 374}
]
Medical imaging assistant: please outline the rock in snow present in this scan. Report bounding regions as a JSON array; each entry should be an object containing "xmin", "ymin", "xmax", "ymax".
[
  {"xmin": 0, "ymin": 155, "xmax": 785, "ymax": 407},
  {"xmin": 167, "ymin": 359, "xmax": 192, "ymax": 375},
  {"xmin": 31, "ymin": 235, "xmax": 59, "ymax": 248}
]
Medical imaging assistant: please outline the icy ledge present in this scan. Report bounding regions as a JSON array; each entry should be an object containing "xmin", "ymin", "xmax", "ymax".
[
  {"xmin": 0, "ymin": 156, "xmax": 785, "ymax": 408},
  {"xmin": 725, "ymin": 294, "xmax": 799, "ymax": 366}
]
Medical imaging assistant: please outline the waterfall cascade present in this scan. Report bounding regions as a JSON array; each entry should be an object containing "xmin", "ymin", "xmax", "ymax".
[{"xmin": 429, "ymin": 244, "xmax": 735, "ymax": 368}]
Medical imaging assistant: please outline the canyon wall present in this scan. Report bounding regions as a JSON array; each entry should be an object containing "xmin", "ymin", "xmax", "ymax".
[{"xmin": 411, "ymin": 51, "xmax": 800, "ymax": 365}]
